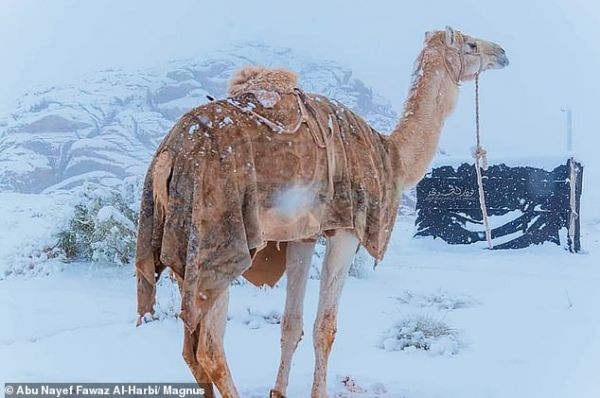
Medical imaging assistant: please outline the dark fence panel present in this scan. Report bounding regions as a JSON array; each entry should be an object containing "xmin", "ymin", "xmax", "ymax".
[{"xmin": 415, "ymin": 158, "xmax": 583, "ymax": 251}]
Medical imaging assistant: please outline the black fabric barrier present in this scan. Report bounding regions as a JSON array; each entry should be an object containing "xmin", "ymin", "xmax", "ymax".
[{"xmin": 415, "ymin": 158, "xmax": 583, "ymax": 252}]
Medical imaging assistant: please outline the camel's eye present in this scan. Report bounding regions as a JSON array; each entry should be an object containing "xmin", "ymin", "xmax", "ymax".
[{"xmin": 468, "ymin": 43, "xmax": 478, "ymax": 52}]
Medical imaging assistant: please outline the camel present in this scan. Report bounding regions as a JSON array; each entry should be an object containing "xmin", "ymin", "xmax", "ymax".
[{"xmin": 135, "ymin": 27, "xmax": 508, "ymax": 398}]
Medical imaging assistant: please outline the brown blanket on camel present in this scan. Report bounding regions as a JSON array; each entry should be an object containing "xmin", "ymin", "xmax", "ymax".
[{"xmin": 136, "ymin": 67, "xmax": 403, "ymax": 331}]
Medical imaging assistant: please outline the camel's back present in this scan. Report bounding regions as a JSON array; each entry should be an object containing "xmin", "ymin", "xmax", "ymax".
[{"xmin": 153, "ymin": 90, "xmax": 399, "ymax": 252}]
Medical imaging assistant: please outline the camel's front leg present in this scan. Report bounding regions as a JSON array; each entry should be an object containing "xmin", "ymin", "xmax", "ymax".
[
  {"xmin": 312, "ymin": 230, "xmax": 359, "ymax": 398},
  {"xmin": 271, "ymin": 239, "xmax": 317, "ymax": 398}
]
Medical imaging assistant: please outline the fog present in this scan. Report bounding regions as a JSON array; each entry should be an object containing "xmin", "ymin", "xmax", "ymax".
[{"xmin": 1, "ymin": 0, "xmax": 599, "ymax": 161}]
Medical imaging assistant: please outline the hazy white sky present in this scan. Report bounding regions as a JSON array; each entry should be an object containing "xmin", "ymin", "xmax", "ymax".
[{"xmin": 1, "ymin": 0, "xmax": 599, "ymax": 160}]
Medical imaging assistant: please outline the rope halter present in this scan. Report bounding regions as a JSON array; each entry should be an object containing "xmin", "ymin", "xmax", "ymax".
[{"xmin": 441, "ymin": 32, "xmax": 483, "ymax": 86}]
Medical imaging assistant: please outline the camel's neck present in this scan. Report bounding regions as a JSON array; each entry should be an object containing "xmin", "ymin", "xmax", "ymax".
[{"xmin": 391, "ymin": 45, "xmax": 460, "ymax": 187}]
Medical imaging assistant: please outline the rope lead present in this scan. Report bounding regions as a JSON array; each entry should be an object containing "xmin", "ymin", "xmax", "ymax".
[{"xmin": 474, "ymin": 73, "xmax": 494, "ymax": 249}]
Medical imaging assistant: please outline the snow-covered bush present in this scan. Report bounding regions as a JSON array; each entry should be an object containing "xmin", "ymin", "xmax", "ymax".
[
  {"xmin": 348, "ymin": 246, "xmax": 374, "ymax": 279},
  {"xmin": 380, "ymin": 314, "xmax": 461, "ymax": 355},
  {"xmin": 311, "ymin": 238, "xmax": 374, "ymax": 280},
  {"xmin": 333, "ymin": 376, "xmax": 389, "ymax": 397},
  {"xmin": 56, "ymin": 177, "xmax": 142, "ymax": 265},
  {"xmin": 309, "ymin": 238, "xmax": 327, "ymax": 279},
  {"xmin": 395, "ymin": 289, "xmax": 475, "ymax": 310},
  {"xmin": 399, "ymin": 188, "xmax": 417, "ymax": 215},
  {"xmin": 242, "ymin": 308, "xmax": 282, "ymax": 329},
  {"xmin": 153, "ymin": 271, "xmax": 182, "ymax": 320}
]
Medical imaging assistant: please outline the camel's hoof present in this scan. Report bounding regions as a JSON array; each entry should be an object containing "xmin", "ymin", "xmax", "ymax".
[{"xmin": 269, "ymin": 389, "xmax": 286, "ymax": 398}]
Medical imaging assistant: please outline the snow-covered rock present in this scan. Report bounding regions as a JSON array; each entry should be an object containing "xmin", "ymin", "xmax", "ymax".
[{"xmin": 0, "ymin": 43, "xmax": 397, "ymax": 193}]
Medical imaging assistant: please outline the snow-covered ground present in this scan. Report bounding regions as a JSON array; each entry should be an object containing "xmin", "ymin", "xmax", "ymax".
[
  {"xmin": 2, "ymin": 192, "xmax": 600, "ymax": 398},
  {"xmin": 0, "ymin": 193, "xmax": 74, "ymax": 276}
]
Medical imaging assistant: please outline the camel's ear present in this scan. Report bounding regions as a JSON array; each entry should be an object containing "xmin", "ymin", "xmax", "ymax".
[
  {"xmin": 445, "ymin": 26, "xmax": 455, "ymax": 45},
  {"xmin": 425, "ymin": 31, "xmax": 434, "ymax": 42}
]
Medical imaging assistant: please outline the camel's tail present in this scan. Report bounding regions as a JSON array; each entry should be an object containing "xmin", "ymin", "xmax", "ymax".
[{"xmin": 135, "ymin": 150, "xmax": 173, "ymax": 323}]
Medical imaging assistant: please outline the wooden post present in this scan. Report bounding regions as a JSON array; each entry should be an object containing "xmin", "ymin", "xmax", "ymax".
[{"xmin": 567, "ymin": 158, "xmax": 582, "ymax": 253}]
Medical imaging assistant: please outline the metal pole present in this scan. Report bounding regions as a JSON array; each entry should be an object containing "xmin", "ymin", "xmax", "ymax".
[{"xmin": 561, "ymin": 108, "xmax": 573, "ymax": 152}]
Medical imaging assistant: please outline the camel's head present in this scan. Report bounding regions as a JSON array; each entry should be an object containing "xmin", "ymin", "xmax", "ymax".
[{"xmin": 425, "ymin": 26, "xmax": 509, "ymax": 82}]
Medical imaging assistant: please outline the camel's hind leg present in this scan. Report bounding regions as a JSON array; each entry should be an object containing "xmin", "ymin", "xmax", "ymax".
[
  {"xmin": 311, "ymin": 230, "xmax": 359, "ymax": 398},
  {"xmin": 183, "ymin": 328, "xmax": 215, "ymax": 398},
  {"xmin": 171, "ymin": 271, "xmax": 215, "ymax": 398},
  {"xmin": 271, "ymin": 239, "xmax": 317, "ymax": 398},
  {"xmin": 177, "ymin": 273, "xmax": 216, "ymax": 398},
  {"xmin": 196, "ymin": 288, "xmax": 240, "ymax": 398}
]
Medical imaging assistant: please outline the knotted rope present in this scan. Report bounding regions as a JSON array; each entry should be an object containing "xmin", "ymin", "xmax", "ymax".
[{"xmin": 473, "ymin": 73, "xmax": 493, "ymax": 249}]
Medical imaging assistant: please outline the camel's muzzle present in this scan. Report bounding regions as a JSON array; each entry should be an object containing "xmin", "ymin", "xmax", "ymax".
[{"xmin": 490, "ymin": 46, "xmax": 509, "ymax": 69}]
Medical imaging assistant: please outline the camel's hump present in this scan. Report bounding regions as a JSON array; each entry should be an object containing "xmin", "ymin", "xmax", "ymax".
[{"xmin": 228, "ymin": 66, "xmax": 298, "ymax": 97}]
